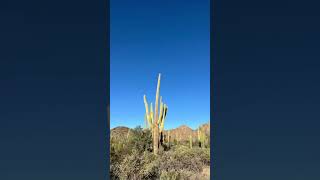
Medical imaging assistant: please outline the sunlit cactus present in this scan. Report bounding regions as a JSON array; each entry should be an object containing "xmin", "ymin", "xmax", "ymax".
[
  {"xmin": 159, "ymin": 104, "xmax": 168, "ymax": 134},
  {"xmin": 158, "ymin": 97, "xmax": 168, "ymax": 149},
  {"xmin": 198, "ymin": 128, "xmax": 206, "ymax": 148},
  {"xmin": 153, "ymin": 74, "xmax": 161, "ymax": 155},
  {"xmin": 143, "ymin": 95, "xmax": 153, "ymax": 130},
  {"xmin": 150, "ymin": 103, "xmax": 154, "ymax": 126},
  {"xmin": 158, "ymin": 98, "xmax": 164, "ymax": 129},
  {"xmin": 197, "ymin": 128, "xmax": 202, "ymax": 148},
  {"xmin": 143, "ymin": 73, "xmax": 168, "ymax": 155},
  {"xmin": 189, "ymin": 135, "xmax": 192, "ymax": 149}
]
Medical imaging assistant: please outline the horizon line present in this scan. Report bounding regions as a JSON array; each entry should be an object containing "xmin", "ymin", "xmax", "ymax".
[{"xmin": 110, "ymin": 120, "xmax": 210, "ymax": 130}]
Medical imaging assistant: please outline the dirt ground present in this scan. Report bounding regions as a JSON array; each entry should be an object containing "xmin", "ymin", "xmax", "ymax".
[
  {"xmin": 189, "ymin": 166, "xmax": 210, "ymax": 180},
  {"xmin": 201, "ymin": 166, "xmax": 210, "ymax": 179}
]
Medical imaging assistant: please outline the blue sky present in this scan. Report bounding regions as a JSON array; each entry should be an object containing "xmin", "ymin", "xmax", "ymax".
[{"xmin": 110, "ymin": 0, "xmax": 210, "ymax": 130}]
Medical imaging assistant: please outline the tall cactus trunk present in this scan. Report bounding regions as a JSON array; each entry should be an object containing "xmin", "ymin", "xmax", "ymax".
[
  {"xmin": 153, "ymin": 74, "xmax": 161, "ymax": 155},
  {"xmin": 198, "ymin": 128, "xmax": 202, "ymax": 148},
  {"xmin": 160, "ymin": 132, "xmax": 164, "ymax": 146}
]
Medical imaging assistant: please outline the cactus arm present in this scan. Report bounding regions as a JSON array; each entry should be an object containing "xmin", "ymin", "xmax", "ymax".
[
  {"xmin": 163, "ymin": 105, "xmax": 168, "ymax": 121},
  {"xmin": 159, "ymin": 104, "xmax": 167, "ymax": 133},
  {"xmin": 158, "ymin": 101, "xmax": 164, "ymax": 131},
  {"xmin": 158, "ymin": 97, "xmax": 163, "ymax": 123},
  {"xmin": 143, "ymin": 95, "xmax": 150, "ymax": 123},
  {"xmin": 144, "ymin": 95, "xmax": 153, "ymax": 130},
  {"xmin": 143, "ymin": 95, "xmax": 150, "ymax": 119},
  {"xmin": 150, "ymin": 103, "xmax": 154, "ymax": 124}
]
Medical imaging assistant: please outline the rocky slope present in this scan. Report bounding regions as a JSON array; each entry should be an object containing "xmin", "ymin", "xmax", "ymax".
[
  {"xmin": 111, "ymin": 122, "xmax": 210, "ymax": 142},
  {"xmin": 164, "ymin": 122, "xmax": 210, "ymax": 142},
  {"xmin": 110, "ymin": 126, "xmax": 130, "ymax": 140}
]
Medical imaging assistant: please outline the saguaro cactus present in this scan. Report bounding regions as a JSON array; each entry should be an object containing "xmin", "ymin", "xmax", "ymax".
[
  {"xmin": 198, "ymin": 128, "xmax": 206, "ymax": 148},
  {"xmin": 189, "ymin": 135, "xmax": 192, "ymax": 149},
  {"xmin": 143, "ymin": 73, "xmax": 168, "ymax": 155}
]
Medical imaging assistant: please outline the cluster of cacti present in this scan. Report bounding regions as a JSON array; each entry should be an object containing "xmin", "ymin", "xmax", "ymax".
[
  {"xmin": 143, "ymin": 73, "xmax": 168, "ymax": 155},
  {"xmin": 198, "ymin": 128, "xmax": 207, "ymax": 148}
]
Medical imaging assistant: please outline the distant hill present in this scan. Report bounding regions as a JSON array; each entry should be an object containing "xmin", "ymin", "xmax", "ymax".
[
  {"xmin": 199, "ymin": 123, "xmax": 210, "ymax": 136},
  {"xmin": 164, "ymin": 123, "xmax": 210, "ymax": 142},
  {"xmin": 110, "ymin": 126, "xmax": 130, "ymax": 140},
  {"xmin": 164, "ymin": 125, "xmax": 195, "ymax": 142},
  {"xmin": 110, "ymin": 122, "xmax": 210, "ymax": 142}
]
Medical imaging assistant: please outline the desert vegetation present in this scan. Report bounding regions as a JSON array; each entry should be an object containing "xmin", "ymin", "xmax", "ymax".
[
  {"xmin": 110, "ymin": 74, "xmax": 210, "ymax": 179},
  {"xmin": 110, "ymin": 126, "xmax": 210, "ymax": 180}
]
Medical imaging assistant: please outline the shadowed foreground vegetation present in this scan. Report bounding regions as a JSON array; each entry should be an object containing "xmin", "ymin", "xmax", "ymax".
[{"xmin": 110, "ymin": 126, "xmax": 210, "ymax": 180}]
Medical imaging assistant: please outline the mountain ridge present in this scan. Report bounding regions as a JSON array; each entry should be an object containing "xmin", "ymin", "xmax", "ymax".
[{"xmin": 111, "ymin": 122, "xmax": 210, "ymax": 142}]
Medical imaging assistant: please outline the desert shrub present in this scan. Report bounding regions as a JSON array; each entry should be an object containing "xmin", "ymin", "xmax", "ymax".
[
  {"xmin": 110, "ymin": 126, "xmax": 154, "ymax": 179},
  {"xmin": 118, "ymin": 150, "xmax": 160, "ymax": 180},
  {"xmin": 160, "ymin": 171, "xmax": 180, "ymax": 180},
  {"xmin": 118, "ymin": 149, "xmax": 142, "ymax": 179},
  {"xmin": 110, "ymin": 139, "xmax": 126, "ymax": 179},
  {"xmin": 139, "ymin": 151, "xmax": 159, "ymax": 179},
  {"xmin": 127, "ymin": 126, "xmax": 153, "ymax": 153},
  {"xmin": 111, "ymin": 126, "xmax": 152, "ymax": 158},
  {"xmin": 112, "ymin": 146, "xmax": 210, "ymax": 180},
  {"xmin": 173, "ymin": 139, "xmax": 178, "ymax": 145},
  {"xmin": 161, "ymin": 169, "xmax": 197, "ymax": 180},
  {"xmin": 159, "ymin": 146, "xmax": 203, "ymax": 173},
  {"xmin": 197, "ymin": 147, "xmax": 210, "ymax": 165}
]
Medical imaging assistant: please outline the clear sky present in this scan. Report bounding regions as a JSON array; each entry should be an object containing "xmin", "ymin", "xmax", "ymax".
[{"xmin": 110, "ymin": 0, "xmax": 210, "ymax": 130}]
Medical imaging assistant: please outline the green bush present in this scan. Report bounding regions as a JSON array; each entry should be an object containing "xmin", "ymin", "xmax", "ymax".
[{"xmin": 127, "ymin": 127, "xmax": 153, "ymax": 153}]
